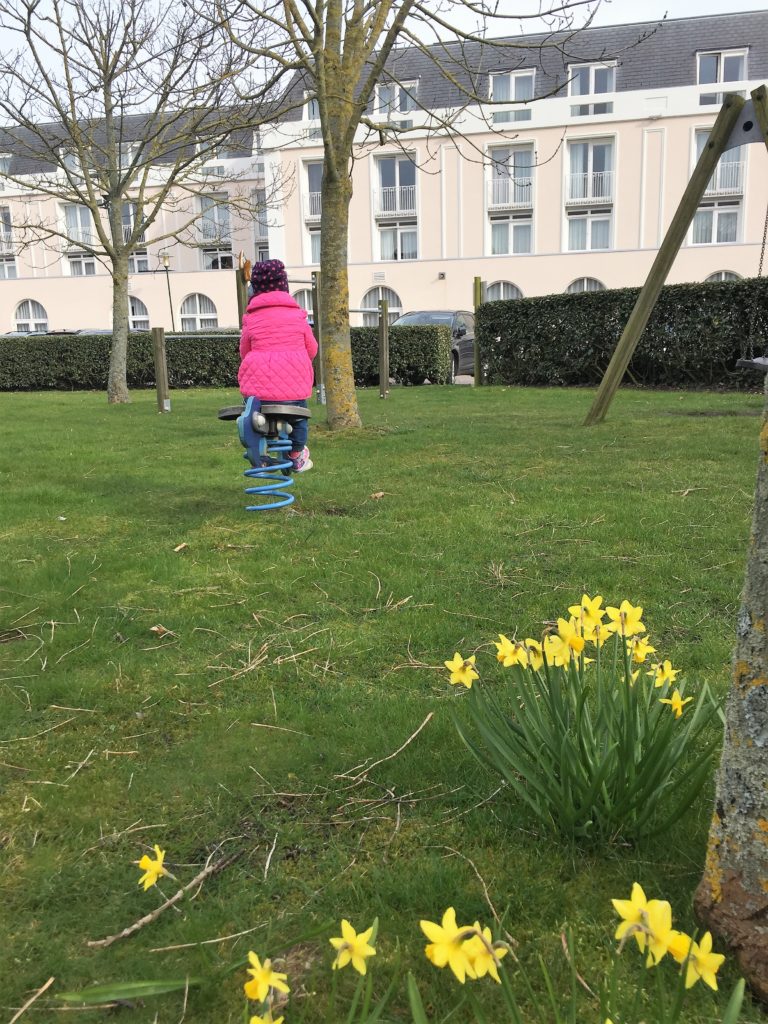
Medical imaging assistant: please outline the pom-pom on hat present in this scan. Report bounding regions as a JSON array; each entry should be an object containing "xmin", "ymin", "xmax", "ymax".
[{"xmin": 250, "ymin": 258, "xmax": 289, "ymax": 295}]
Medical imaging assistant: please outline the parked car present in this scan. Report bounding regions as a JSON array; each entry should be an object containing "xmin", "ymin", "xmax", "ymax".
[{"xmin": 389, "ymin": 310, "xmax": 475, "ymax": 381}]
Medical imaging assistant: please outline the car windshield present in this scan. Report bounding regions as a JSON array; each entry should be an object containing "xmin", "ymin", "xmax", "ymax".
[{"xmin": 393, "ymin": 312, "xmax": 454, "ymax": 326}]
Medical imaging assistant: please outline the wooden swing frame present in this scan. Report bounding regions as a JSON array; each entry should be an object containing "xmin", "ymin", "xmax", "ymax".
[{"xmin": 584, "ymin": 85, "xmax": 768, "ymax": 426}]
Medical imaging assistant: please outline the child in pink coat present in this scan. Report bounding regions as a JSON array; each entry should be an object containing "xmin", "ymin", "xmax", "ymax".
[{"xmin": 238, "ymin": 259, "xmax": 318, "ymax": 472}]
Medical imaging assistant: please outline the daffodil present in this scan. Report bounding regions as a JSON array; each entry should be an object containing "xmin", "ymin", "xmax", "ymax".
[
  {"xmin": 557, "ymin": 617, "xmax": 586, "ymax": 655},
  {"xmin": 495, "ymin": 634, "xmax": 528, "ymax": 668},
  {"xmin": 628, "ymin": 636, "xmax": 656, "ymax": 664},
  {"xmin": 605, "ymin": 600, "xmax": 646, "ymax": 637},
  {"xmin": 544, "ymin": 632, "xmax": 571, "ymax": 667},
  {"xmin": 567, "ymin": 594, "xmax": 605, "ymax": 634},
  {"xmin": 137, "ymin": 845, "xmax": 170, "ymax": 891},
  {"xmin": 659, "ymin": 689, "xmax": 693, "ymax": 719},
  {"xmin": 250, "ymin": 1016, "xmax": 284, "ymax": 1024},
  {"xmin": 462, "ymin": 922, "xmax": 508, "ymax": 983},
  {"xmin": 523, "ymin": 638, "xmax": 543, "ymax": 671},
  {"xmin": 329, "ymin": 919, "xmax": 376, "ymax": 975},
  {"xmin": 612, "ymin": 883, "xmax": 673, "ymax": 964},
  {"xmin": 588, "ymin": 621, "xmax": 615, "ymax": 647},
  {"xmin": 420, "ymin": 907, "xmax": 476, "ymax": 984},
  {"xmin": 244, "ymin": 953, "xmax": 290, "ymax": 1003},
  {"xmin": 667, "ymin": 930, "xmax": 694, "ymax": 964},
  {"xmin": 444, "ymin": 652, "xmax": 479, "ymax": 689},
  {"xmin": 681, "ymin": 931, "xmax": 725, "ymax": 990},
  {"xmin": 649, "ymin": 660, "xmax": 681, "ymax": 688}
]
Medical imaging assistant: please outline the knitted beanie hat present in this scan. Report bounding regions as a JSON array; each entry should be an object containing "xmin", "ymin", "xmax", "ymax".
[{"xmin": 250, "ymin": 258, "xmax": 289, "ymax": 295}]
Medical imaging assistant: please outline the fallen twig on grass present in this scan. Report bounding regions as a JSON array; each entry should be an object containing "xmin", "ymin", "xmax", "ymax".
[
  {"xmin": 336, "ymin": 712, "xmax": 433, "ymax": 785},
  {"xmin": 8, "ymin": 975, "xmax": 55, "ymax": 1022},
  {"xmin": 86, "ymin": 851, "xmax": 243, "ymax": 949},
  {"xmin": 439, "ymin": 846, "xmax": 517, "ymax": 950}
]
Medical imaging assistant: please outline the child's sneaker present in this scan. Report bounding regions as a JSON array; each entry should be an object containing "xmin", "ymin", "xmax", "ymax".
[{"xmin": 289, "ymin": 447, "xmax": 313, "ymax": 473}]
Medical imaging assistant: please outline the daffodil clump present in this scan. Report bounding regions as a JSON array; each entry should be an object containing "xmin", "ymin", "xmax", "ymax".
[
  {"xmin": 420, "ymin": 907, "xmax": 509, "ymax": 984},
  {"xmin": 450, "ymin": 596, "xmax": 721, "ymax": 841}
]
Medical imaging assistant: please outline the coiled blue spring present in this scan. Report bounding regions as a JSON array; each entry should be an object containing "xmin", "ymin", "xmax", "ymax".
[{"xmin": 242, "ymin": 437, "xmax": 296, "ymax": 512}]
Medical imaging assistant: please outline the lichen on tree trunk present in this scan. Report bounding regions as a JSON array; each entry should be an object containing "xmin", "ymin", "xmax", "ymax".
[
  {"xmin": 695, "ymin": 374, "xmax": 768, "ymax": 1001},
  {"xmin": 107, "ymin": 255, "xmax": 131, "ymax": 405}
]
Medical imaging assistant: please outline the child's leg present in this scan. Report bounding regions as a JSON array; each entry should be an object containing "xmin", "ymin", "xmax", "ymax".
[{"xmin": 282, "ymin": 400, "xmax": 309, "ymax": 454}]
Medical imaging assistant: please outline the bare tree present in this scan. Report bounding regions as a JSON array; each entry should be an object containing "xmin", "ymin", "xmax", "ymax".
[
  {"xmin": 0, "ymin": 0, "xmax": 288, "ymax": 403},
  {"xmin": 212, "ymin": 0, "xmax": 631, "ymax": 430}
]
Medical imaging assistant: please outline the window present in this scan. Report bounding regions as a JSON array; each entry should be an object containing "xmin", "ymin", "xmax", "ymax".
[
  {"xmin": 309, "ymin": 227, "xmax": 321, "ymax": 264},
  {"xmin": 180, "ymin": 293, "xmax": 218, "ymax": 330},
  {"xmin": 0, "ymin": 256, "xmax": 16, "ymax": 279},
  {"xmin": 119, "ymin": 142, "xmax": 138, "ymax": 171},
  {"xmin": 698, "ymin": 50, "xmax": 747, "ymax": 105},
  {"xmin": 63, "ymin": 203, "xmax": 92, "ymax": 246},
  {"xmin": 129, "ymin": 296, "xmax": 150, "ymax": 331},
  {"xmin": 128, "ymin": 250, "xmax": 149, "ymax": 274},
  {"xmin": 705, "ymin": 271, "xmax": 741, "ymax": 283},
  {"xmin": 378, "ymin": 221, "xmax": 417, "ymax": 260},
  {"xmin": 695, "ymin": 129, "xmax": 744, "ymax": 195},
  {"xmin": 199, "ymin": 194, "xmax": 230, "ymax": 242},
  {"xmin": 293, "ymin": 289, "xmax": 314, "ymax": 318},
  {"xmin": 488, "ymin": 146, "xmax": 534, "ymax": 208},
  {"xmin": 0, "ymin": 204, "xmax": 13, "ymax": 252},
  {"xmin": 256, "ymin": 242, "xmax": 270, "ymax": 262},
  {"xmin": 566, "ymin": 278, "xmax": 605, "ymax": 294},
  {"xmin": 0, "ymin": 154, "xmax": 9, "ymax": 189},
  {"xmin": 692, "ymin": 201, "xmax": 739, "ymax": 245},
  {"xmin": 122, "ymin": 202, "xmax": 145, "ymax": 245},
  {"xmin": 67, "ymin": 251, "xmax": 97, "ymax": 275},
  {"xmin": 203, "ymin": 248, "xmax": 234, "ymax": 270},
  {"xmin": 377, "ymin": 80, "xmax": 419, "ymax": 116},
  {"xmin": 567, "ymin": 208, "xmax": 611, "ymax": 251},
  {"xmin": 376, "ymin": 155, "xmax": 416, "ymax": 215},
  {"xmin": 490, "ymin": 214, "xmax": 532, "ymax": 255},
  {"xmin": 486, "ymin": 281, "xmax": 522, "ymax": 301},
  {"xmin": 361, "ymin": 286, "xmax": 402, "ymax": 326},
  {"xmin": 489, "ymin": 70, "xmax": 534, "ymax": 123},
  {"xmin": 60, "ymin": 149, "xmax": 81, "ymax": 175},
  {"xmin": 569, "ymin": 63, "xmax": 615, "ymax": 116},
  {"xmin": 567, "ymin": 140, "xmax": 613, "ymax": 203},
  {"xmin": 305, "ymin": 162, "xmax": 322, "ymax": 219},
  {"xmin": 15, "ymin": 299, "xmax": 48, "ymax": 331},
  {"xmin": 254, "ymin": 186, "xmax": 269, "ymax": 260},
  {"xmin": 304, "ymin": 93, "xmax": 319, "ymax": 120}
]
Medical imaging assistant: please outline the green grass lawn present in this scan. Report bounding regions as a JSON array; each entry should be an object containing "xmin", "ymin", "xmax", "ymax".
[{"xmin": 1, "ymin": 384, "xmax": 765, "ymax": 1023}]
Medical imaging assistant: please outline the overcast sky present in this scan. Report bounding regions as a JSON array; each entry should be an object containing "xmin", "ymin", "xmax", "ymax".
[{"xmin": 577, "ymin": 0, "xmax": 767, "ymax": 26}]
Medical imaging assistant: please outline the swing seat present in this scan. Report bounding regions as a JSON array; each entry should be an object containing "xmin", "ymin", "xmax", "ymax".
[{"xmin": 736, "ymin": 356, "xmax": 768, "ymax": 373}]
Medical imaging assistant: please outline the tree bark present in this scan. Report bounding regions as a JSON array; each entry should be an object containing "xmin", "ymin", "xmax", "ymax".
[
  {"xmin": 694, "ymin": 375, "xmax": 768, "ymax": 1001},
  {"xmin": 108, "ymin": 253, "xmax": 131, "ymax": 404},
  {"xmin": 319, "ymin": 168, "xmax": 362, "ymax": 430}
]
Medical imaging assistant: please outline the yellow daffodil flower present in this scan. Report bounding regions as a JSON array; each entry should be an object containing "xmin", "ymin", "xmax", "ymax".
[
  {"xmin": 649, "ymin": 659, "xmax": 681, "ymax": 688},
  {"xmin": 544, "ymin": 633, "xmax": 571, "ymax": 667},
  {"xmin": 588, "ymin": 621, "xmax": 614, "ymax": 647},
  {"xmin": 606, "ymin": 600, "xmax": 646, "ymax": 637},
  {"xmin": 681, "ymin": 931, "xmax": 725, "ymax": 990},
  {"xmin": 628, "ymin": 636, "xmax": 657, "ymax": 664},
  {"xmin": 612, "ymin": 883, "xmax": 673, "ymax": 964},
  {"xmin": 137, "ymin": 845, "xmax": 170, "ymax": 891},
  {"xmin": 567, "ymin": 594, "xmax": 605, "ymax": 633},
  {"xmin": 250, "ymin": 1016, "xmax": 284, "ymax": 1024},
  {"xmin": 329, "ymin": 919, "xmax": 377, "ymax": 975},
  {"xmin": 659, "ymin": 689, "xmax": 693, "ymax": 719},
  {"xmin": 557, "ymin": 617, "xmax": 586, "ymax": 655},
  {"xmin": 495, "ymin": 634, "xmax": 528, "ymax": 668},
  {"xmin": 462, "ymin": 922, "xmax": 508, "ymax": 983},
  {"xmin": 667, "ymin": 930, "xmax": 694, "ymax": 964},
  {"xmin": 420, "ymin": 907, "xmax": 477, "ymax": 984},
  {"xmin": 244, "ymin": 953, "xmax": 290, "ymax": 1003},
  {"xmin": 523, "ymin": 638, "xmax": 543, "ymax": 671},
  {"xmin": 444, "ymin": 652, "xmax": 479, "ymax": 689}
]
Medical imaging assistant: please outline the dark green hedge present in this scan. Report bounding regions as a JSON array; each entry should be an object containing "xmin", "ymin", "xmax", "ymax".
[
  {"xmin": 476, "ymin": 277, "xmax": 768, "ymax": 389},
  {"xmin": 0, "ymin": 325, "xmax": 453, "ymax": 391}
]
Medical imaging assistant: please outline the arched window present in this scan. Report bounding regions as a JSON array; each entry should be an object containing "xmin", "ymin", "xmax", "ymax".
[
  {"xmin": 15, "ymin": 299, "xmax": 48, "ymax": 332},
  {"xmin": 705, "ymin": 271, "xmax": 741, "ymax": 283},
  {"xmin": 293, "ymin": 289, "xmax": 314, "ymax": 319},
  {"xmin": 486, "ymin": 281, "xmax": 523, "ymax": 301},
  {"xmin": 361, "ymin": 286, "xmax": 402, "ymax": 326},
  {"xmin": 566, "ymin": 277, "xmax": 605, "ymax": 294},
  {"xmin": 129, "ymin": 296, "xmax": 150, "ymax": 331},
  {"xmin": 180, "ymin": 293, "xmax": 218, "ymax": 331}
]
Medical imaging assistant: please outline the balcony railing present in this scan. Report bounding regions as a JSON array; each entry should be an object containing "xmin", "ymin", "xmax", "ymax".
[
  {"xmin": 487, "ymin": 176, "xmax": 533, "ymax": 210},
  {"xmin": 374, "ymin": 185, "xmax": 416, "ymax": 217},
  {"xmin": 0, "ymin": 229, "xmax": 14, "ymax": 255},
  {"xmin": 198, "ymin": 218, "xmax": 231, "ymax": 243},
  {"xmin": 122, "ymin": 223, "xmax": 146, "ymax": 245},
  {"xmin": 66, "ymin": 228, "xmax": 93, "ymax": 247},
  {"xmin": 565, "ymin": 170, "xmax": 613, "ymax": 205},
  {"xmin": 704, "ymin": 160, "xmax": 744, "ymax": 197},
  {"xmin": 304, "ymin": 191, "xmax": 322, "ymax": 221}
]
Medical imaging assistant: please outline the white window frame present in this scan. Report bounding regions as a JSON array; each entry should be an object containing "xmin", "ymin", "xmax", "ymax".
[
  {"xmin": 566, "ymin": 208, "xmax": 612, "ymax": 252},
  {"xmin": 67, "ymin": 251, "xmax": 97, "ymax": 276},
  {"xmin": 129, "ymin": 295, "xmax": 150, "ymax": 331},
  {"xmin": 0, "ymin": 254, "xmax": 17, "ymax": 279},
  {"xmin": 489, "ymin": 213, "xmax": 533, "ymax": 256},
  {"xmin": 377, "ymin": 220, "xmax": 417, "ymax": 262},
  {"xmin": 566, "ymin": 277, "xmax": 606, "ymax": 294},
  {"xmin": 15, "ymin": 299, "xmax": 48, "ymax": 332},
  {"xmin": 690, "ymin": 200, "xmax": 741, "ymax": 246},
  {"xmin": 293, "ymin": 289, "xmax": 314, "ymax": 318},
  {"xmin": 304, "ymin": 92, "xmax": 320, "ymax": 120},
  {"xmin": 489, "ymin": 70, "xmax": 534, "ymax": 124},
  {"xmin": 488, "ymin": 144, "xmax": 535, "ymax": 209},
  {"xmin": 63, "ymin": 203, "xmax": 92, "ymax": 247},
  {"xmin": 0, "ymin": 154, "xmax": 10, "ymax": 190},
  {"xmin": 361, "ymin": 286, "xmax": 402, "ymax": 326},
  {"xmin": 199, "ymin": 193, "xmax": 230, "ymax": 243},
  {"xmin": 376, "ymin": 80, "xmax": 419, "ymax": 117},
  {"xmin": 128, "ymin": 250, "xmax": 149, "ymax": 275},
  {"xmin": 486, "ymin": 281, "xmax": 523, "ymax": 301},
  {"xmin": 180, "ymin": 293, "xmax": 218, "ymax": 331},
  {"xmin": 697, "ymin": 49, "xmax": 747, "ymax": 105},
  {"xmin": 705, "ymin": 270, "xmax": 741, "ymax": 283},
  {"xmin": 568, "ymin": 62, "xmax": 616, "ymax": 116},
  {"xmin": 202, "ymin": 247, "xmax": 234, "ymax": 271},
  {"xmin": 308, "ymin": 226, "xmax": 321, "ymax": 265}
]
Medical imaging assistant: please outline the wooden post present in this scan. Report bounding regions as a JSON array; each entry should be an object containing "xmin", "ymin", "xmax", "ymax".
[
  {"xmin": 311, "ymin": 270, "xmax": 326, "ymax": 405},
  {"xmin": 751, "ymin": 84, "xmax": 768, "ymax": 151},
  {"xmin": 235, "ymin": 264, "xmax": 248, "ymax": 325},
  {"xmin": 151, "ymin": 327, "xmax": 171, "ymax": 413},
  {"xmin": 583, "ymin": 92, "xmax": 746, "ymax": 426},
  {"xmin": 378, "ymin": 298, "xmax": 390, "ymax": 398},
  {"xmin": 473, "ymin": 276, "xmax": 484, "ymax": 385}
]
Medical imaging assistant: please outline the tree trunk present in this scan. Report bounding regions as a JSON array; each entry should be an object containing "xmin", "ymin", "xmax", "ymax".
[
  {"xmin": 108, "ymin": 254, "xmax": 131, "ymax": 404},
  {"xmin": 694, "ymin": 375, "xmax": 768, "ymax": 1001},
  {"xmin": 319, "ymin": 170, "xmax": 362, "ymax": 431}
]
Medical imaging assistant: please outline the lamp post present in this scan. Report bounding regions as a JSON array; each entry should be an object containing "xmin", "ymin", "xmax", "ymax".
[{"xmin": 161, "ymin": 252, "xmax": 176, "ymax": 332}]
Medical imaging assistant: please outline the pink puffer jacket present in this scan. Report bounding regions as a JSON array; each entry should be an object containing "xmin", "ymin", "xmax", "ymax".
[{"xmin": 238, "ymin": 291, "xmax": 318, "ymax": 400}]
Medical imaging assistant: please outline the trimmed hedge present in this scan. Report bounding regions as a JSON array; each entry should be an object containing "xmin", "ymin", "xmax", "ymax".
[
  {"xmin": 0, "ymin": 325, "xmax": 453, "ymax": 392},
  {"xmin": 476, "ymin": 277, "xmax": 768, "ymax": 389}
]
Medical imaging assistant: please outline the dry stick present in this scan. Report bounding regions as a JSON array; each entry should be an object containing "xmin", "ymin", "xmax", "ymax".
[
  {"xmin": 86, "ymin": 851, "xmax": 243, "ymax": 949},
  {"xmin": 440, "ymin": 846, "xmax": 517, "ymax": 950},
  {"xmin": 337, "ymin": 712, "xmax": 434, "ymax": 783},
  {"xmin": 8, "ymin": 975, "xmax": 55, "ymax": 1023}
]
